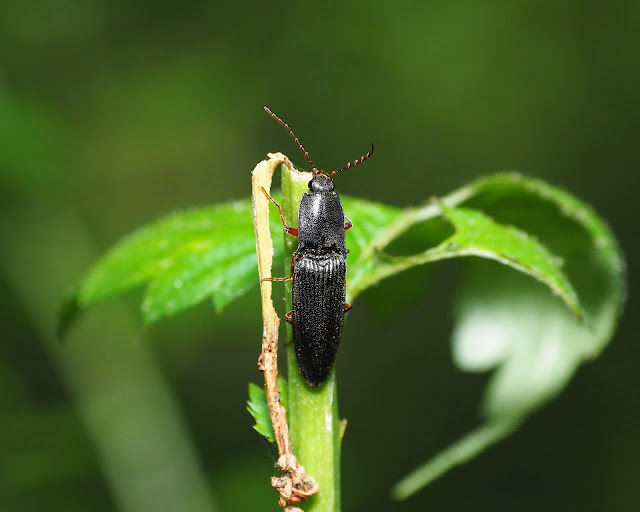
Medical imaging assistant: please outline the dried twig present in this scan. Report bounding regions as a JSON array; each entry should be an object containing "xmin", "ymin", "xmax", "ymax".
[{"xmin": 251, "ymin": 153, "xmax": 318, "ymax": 508}]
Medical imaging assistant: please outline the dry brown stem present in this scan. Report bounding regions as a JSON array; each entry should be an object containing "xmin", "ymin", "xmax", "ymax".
[{"xmin": 251, "ymin": 153, "xmax": 318, "ymax": 508}]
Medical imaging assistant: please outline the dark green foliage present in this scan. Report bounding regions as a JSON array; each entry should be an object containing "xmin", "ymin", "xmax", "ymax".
[{"xmin": 62, "ymin": 171, "xmax": 624, "ymax": 495}]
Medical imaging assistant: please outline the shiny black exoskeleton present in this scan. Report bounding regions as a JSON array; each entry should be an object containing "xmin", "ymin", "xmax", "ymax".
[
  {"xmin": 263, "ymin": 107, "xmax": 373, "ymax": 386},
  {"xmin": 291, "ymin": 174, "xmax": 348, "ymax": 386},
  {"xmin": 297, "ymin": 174, "xmax": 347, "ymax": 258}
]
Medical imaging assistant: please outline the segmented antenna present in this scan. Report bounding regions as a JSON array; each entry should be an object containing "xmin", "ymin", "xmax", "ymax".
[
  {"xmin": 330, "ymin": 143, "xmax": 374, "ymax": 178},
  {"xmin": 264, "ymin": 107, "xmax": 319, "ymax": 173}
]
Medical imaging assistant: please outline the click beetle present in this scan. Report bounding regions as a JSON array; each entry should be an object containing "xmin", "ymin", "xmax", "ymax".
[{"xmin": 262, "ymin": 107, "xmax": 374, "ymax": 386}]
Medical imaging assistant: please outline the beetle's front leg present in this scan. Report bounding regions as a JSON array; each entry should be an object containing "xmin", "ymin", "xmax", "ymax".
[{"xmin": 260, "ymin": 187, "xmax": 298, "ymax": 236}]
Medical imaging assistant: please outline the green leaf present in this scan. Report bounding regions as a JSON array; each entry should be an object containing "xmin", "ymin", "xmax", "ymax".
[
  {"xmin": 439, "ymin": 205, "xmax": 581, "ymax": 317},
  {"xmin": 61, "ymin": 200, "xmax": 284, "ymax": 332},
  {"xmin": 390, "ymin": 173, "xmax": 625, "ymax": 499},
  {"xmin": 246, "ymin": 379, "xmax": 288, "ymax": 443},
  {"xmin": 246, "ymin": 382, "xmax": 274, "ymax": 443},
  {"xmin": 347, "ymin": 201, "xmax": 581, "ymax": 320},
  {"xmin": 341, "ymin": 196, "xmax": 404, "ymax": 268}
]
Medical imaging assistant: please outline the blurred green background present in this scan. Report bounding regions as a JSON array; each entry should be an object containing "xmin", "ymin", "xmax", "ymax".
[{"xmin": 1, "ymin": 2, "xmax": 637, "ymax": 511}]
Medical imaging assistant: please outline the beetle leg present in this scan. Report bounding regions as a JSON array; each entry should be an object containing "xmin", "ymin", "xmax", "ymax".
[
  {"xmin": 344, "ymin": 303, "xmax": 352, "ymax": 312},
  {"xmin": 289, "ymin": 252, "xmax": 304, "ymax": 275},
  {"xmin": 262, "ymin": 275, "xmax": 293, "ymax": 282},
  {"xmin": 284, "ymin": 311, "xmax": 293, "ymax": 324},
  {"xmin": 260, "ymin": 187, "xmax": 298, "ymax": 236},
  {"xmin": 261, "ymin": 253, "xmax": 300, "ymax": 282},
  {"xmin": 344, "ymin": 217, "xmax": 353, "ymax": 230}
]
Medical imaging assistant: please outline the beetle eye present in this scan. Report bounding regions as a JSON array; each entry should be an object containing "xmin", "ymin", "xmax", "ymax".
[{"xmin": 308, "ymin": 180, "xmax": 313, "ymax": 189}]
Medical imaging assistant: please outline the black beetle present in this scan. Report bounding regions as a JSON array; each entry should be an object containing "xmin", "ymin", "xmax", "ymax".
[{"xmin": 262, "ymin": 107, "xmax": 373, "ymax": 386}]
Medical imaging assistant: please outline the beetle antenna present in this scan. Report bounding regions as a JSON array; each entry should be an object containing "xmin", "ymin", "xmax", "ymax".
[
  {"xmin": 330, "ymin": 143, "xmax": 374, "ymax": 178},
  {"xmin": 264, "ymin": 107, "xmax": 319, "ymax": 174}
]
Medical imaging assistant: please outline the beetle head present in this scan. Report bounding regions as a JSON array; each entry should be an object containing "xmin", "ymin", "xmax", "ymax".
[{"xmin": 308, "ymin": 173, "xmax": 335, "ymax": 193}]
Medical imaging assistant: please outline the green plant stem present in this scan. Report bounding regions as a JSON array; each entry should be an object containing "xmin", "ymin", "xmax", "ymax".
[{"xmin": 281, "ymin": 165, "xmax": 342, "ymax": 512}]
